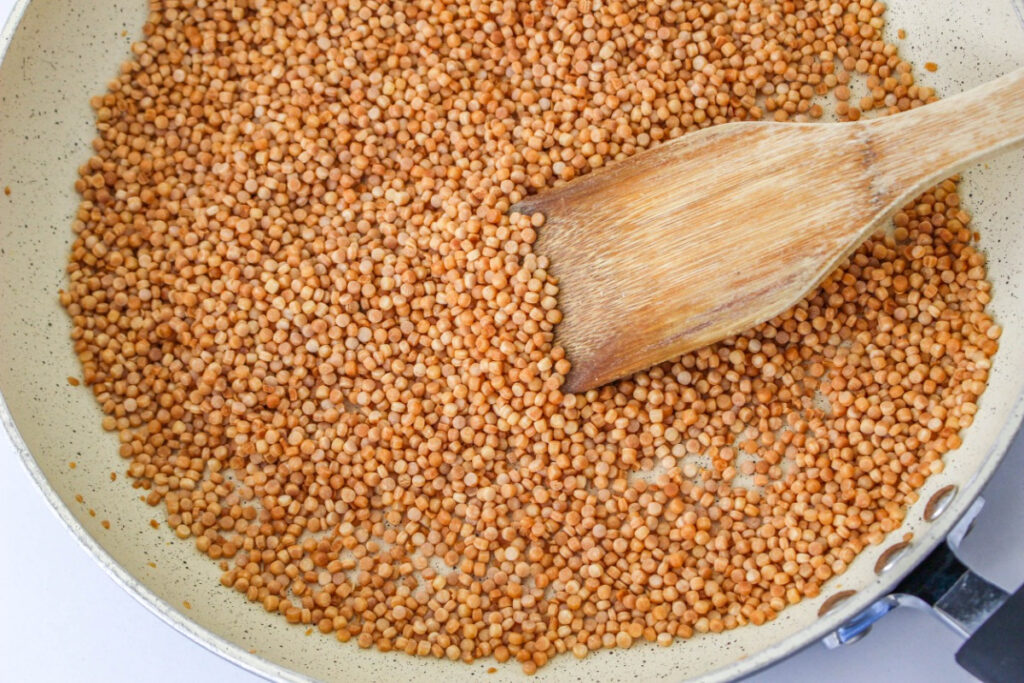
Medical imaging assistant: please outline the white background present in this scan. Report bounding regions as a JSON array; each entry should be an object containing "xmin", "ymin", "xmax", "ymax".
[{"xmin": 2, "ymin": 1, "xmax": 1022, "ymax": 681}]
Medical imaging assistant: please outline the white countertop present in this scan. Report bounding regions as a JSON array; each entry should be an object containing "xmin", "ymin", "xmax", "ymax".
[{"xmin": 2, "ymin": 1, "xmax": 1022, "ymax": 680}]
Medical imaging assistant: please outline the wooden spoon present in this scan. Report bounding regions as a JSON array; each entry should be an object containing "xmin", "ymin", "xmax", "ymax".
[{"xmin": 513, "ymin": 67, "xmax": 1024, "ymax": 393}]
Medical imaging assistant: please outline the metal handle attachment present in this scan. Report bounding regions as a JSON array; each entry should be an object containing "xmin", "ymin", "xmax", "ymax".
[{"xmin": 822, "ymin": 497, "xmax": 1024, "ymax": 683}]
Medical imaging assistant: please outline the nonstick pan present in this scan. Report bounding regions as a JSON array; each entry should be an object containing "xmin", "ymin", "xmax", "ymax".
[{"xmin": 1, "ymin": 0, "xmax": 1023, "ymax": 680}]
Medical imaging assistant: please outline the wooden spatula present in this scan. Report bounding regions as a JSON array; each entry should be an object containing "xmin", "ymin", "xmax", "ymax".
[{"xmin": 514, "ymin": 67, "xmax": 1024, "ymax": 393}]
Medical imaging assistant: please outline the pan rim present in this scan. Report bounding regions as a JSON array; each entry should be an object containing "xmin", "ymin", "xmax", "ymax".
[{"xmin": 1, "ymin": 1, "xmax": 1022, "ymax": 681}]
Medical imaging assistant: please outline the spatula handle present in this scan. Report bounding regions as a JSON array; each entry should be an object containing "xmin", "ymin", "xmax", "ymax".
[{"xmin": 866, "ymin": 66, "xmax": 1024, "ymax": 206}]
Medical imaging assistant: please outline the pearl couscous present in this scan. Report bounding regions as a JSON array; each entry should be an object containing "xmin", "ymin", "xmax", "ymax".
[{"xmin": 61, "ymin": 0, "xmax": 997, "ymax": 673}]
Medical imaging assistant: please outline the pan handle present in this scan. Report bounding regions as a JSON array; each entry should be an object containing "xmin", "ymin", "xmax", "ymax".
[
  {"xmin": 822, "ymin": 497, "xmax": 1024, "ymax": 683},
  {"xmin": 956, "ymin": 582, "xmax": 1024, "ymax": 683}
]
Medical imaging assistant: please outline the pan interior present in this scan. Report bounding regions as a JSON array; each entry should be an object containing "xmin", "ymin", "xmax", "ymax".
[{"xmin": 1, "ymin": 1, "xmax": 1022, "ymax": 681}]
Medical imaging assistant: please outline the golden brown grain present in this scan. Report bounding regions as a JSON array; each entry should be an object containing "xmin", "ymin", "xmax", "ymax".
[{"xmin": 64, "ymin": 0, "xmax": 995, "ymax": 674}]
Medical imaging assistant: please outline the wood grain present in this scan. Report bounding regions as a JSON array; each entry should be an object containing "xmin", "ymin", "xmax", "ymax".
[{"xmin": 515, "ymin": 67, "xmax": 1024, "ymax": 392}]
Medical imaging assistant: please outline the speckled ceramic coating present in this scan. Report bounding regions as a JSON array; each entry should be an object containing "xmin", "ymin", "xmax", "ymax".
[{"xmin": 1, "ymin": 1, "xmax": 1023, "ymax": 681}]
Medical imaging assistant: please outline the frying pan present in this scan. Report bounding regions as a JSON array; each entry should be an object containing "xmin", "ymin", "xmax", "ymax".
[{"xmin": 1, "ymin": 0, "xmax": 1023, "ymax": 681}]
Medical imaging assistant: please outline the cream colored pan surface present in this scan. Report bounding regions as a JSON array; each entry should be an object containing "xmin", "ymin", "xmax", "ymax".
[{"xmin": 1, "ymin": 1, "xmax": 1023, "ymax": 681}]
